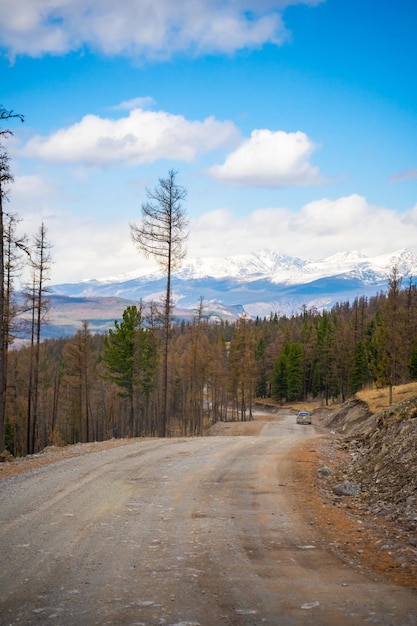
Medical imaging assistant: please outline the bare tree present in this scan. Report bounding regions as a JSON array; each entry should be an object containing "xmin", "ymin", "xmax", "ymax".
[
  {"xmin": 0, "ymin": 106, "xmax": 24, "ymax": 452},
  {"xmin": 63, "ymin": 321, "xmax": 94, "ymax": 443},
  {"xmin": 130, "ymin": 170, "xmax": 188, "ymax": 436},
  {"xmin": 4, "ymin": 213, "xmax": 29, "ymax": 347},
  {"xmin": 25, "ymin": 223, "xmax": 52, "ymax": 453}
]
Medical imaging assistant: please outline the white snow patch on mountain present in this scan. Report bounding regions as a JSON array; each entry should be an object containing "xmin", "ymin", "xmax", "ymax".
[{"xmin": 93, "ymin": 248, "xmax": 417, "ymax": 286}]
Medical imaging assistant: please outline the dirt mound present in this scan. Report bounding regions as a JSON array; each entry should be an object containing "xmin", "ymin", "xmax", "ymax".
[{"xmin": 323, "ymin": 397, "xmax": 373, "ymax": 435}]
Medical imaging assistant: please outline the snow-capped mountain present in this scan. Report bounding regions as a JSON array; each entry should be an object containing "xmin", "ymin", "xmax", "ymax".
[
  {"xmin": 44, "ymin": 248, "xmax": 417, "ymax": 337},
  {"xmin": 68, "ymin": 248, "xmax": 416, "ymax": 288},
  {"xmin": 176, "ymin": 248, "xmax": 417, "ymax": 286}
]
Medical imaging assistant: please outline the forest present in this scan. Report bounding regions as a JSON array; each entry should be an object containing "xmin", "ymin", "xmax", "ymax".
[
  {"xmin": 4, "ymin": 264, "xmax": 417, "ymax": 456},
  {"xmin": 1, "ymin": 106, "xmax": 416, "ymax": 457}
]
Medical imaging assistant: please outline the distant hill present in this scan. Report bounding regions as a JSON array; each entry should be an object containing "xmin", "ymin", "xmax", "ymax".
[
  {"xmin": 44, "ymin": 295, "xmax": 137, "ymax": 338},
  {"xmin": 43, "ymin": 248, "xmax": 417, "ymax": 338}
]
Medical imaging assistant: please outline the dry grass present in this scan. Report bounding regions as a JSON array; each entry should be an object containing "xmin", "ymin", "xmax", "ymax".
[
  {"xmin": 356, "ymin": 382, "xmax": 417, "ymax": 413},
  {"xmin": 257, "ymin": 382, "xmax": 417, "ymax": 415}
]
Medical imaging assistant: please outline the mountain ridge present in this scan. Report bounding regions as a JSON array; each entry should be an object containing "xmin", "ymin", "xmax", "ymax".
[
  {"xmin": 45, "ymin": 248, "xmax": 417, "ymax": 337},
  {"xmin": 53, "ymin": 247, "xmax": 417, "ymax": 292}
]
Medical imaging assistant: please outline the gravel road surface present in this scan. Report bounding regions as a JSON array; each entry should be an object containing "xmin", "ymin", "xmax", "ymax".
[{"xmin": 1, "ymin": 414, "xmax": 416, "ymax": 625}]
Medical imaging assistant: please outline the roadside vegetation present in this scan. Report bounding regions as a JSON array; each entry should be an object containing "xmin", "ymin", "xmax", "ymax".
[{"xmin": 356, "ymin": 381, "xmax": 417, "ymax": 414}]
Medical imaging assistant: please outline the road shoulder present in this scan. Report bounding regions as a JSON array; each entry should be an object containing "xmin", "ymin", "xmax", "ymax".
[{"xmin": 291, "ymin": 433, "xmax": 417, "ymax": 590}]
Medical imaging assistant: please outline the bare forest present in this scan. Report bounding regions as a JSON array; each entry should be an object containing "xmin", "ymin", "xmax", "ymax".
[{"xmin": 4, "ymin": 265, "xmax": 417, "ymax": 456}]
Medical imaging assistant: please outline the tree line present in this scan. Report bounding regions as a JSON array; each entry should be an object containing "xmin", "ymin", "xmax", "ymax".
[{"xmin": 4, "ymin": 266, "xmax": 417, "ymax": 456}]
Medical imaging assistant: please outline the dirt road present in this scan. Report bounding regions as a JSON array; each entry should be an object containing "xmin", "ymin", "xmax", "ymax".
[{"xmin": 1, "ymin": 414, "xmax": 416, "ymax": 625}]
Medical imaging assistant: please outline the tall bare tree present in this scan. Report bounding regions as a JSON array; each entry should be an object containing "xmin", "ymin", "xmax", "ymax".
[
  {"xmin": 0, "ymin": 106, "xmax": 23, "ymax": 452},
  {"xmin": 130, "ymin": 170, "xmax": 188, "ymax": 436},
  {"xmin": 25, "ymin": 223, "xmax": 52, "ymax": 453},
  {"xmin": 63, "ymin": 321, "xmax": 94, "ymax": 443},
  {"xmin": 229, "ymin": 318, "xmax": 257, "ymax": 420},
  {"xmin": 4, "ymin": 213, "xmax": 28, "ymax": 347}
]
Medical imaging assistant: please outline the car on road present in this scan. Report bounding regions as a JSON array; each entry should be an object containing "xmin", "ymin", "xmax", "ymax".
[{"xmin": 296, "ymin": 411, "xmax": 312, "ymax": 425}]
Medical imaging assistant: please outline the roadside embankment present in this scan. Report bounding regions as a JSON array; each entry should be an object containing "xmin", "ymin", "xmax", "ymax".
[{"xmin": 311, "ymin": 393, "xmax": 417, "ymax": 588}]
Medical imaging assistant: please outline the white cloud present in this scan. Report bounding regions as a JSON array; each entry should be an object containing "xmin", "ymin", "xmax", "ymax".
[
  {"xmin": 289, "ymin": 194, "xmax": 370, "ymax": 235},
  {"xmin": 20, "ymin": 108, "xmax": 239, "ymax": 166},
  {"xmin": 12, "ymin": 174, "xmax": 57, "ymax": 200},
  {"xmin": 50, "ymin": 217, "xmax": 148, "ymax": 284},
  {"xmin": 112, "ymin": 97, "xmax": 156, "ymax": 111},
  {"xmin": 208, "ymin": 129, "xmax": 323, "ymax": 187},
  {"xmin": 12, "ymin": 201, "xmax": 150, "ymax": 285},
  {"xmin": 3, "ymin": 174, "xmax": 58, "ymax": 236},
  {"xmin": 188, "ymin": 196, "xmax": 417, "ymax": 261},
  {"xmin": 0, "ymin": 0, "xmax": 323, "ymax": 59},
  {"xmin": 18, "ymin": 193, "xmax": 417, "ymax": 285}
]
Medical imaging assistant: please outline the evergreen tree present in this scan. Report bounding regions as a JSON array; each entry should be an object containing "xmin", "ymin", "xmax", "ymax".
[
  {"xmin": 271, "ymin": 350, "xmax": 288, "ymax": 404},
  {"xmin": 102, "ymin": 305, "xmax": 142, "ymax": 436},
  {"xmin": 313, "ymin": 313, "xmax": 336, "ymax": 404},
  {"xmin": 286, "ymin": 343, "xmax": 303, "ymax": 401},
  {"xmin": 254, "ymin": 337, "xmax": 268, "ymax": 398},
  {"xmin": 409, "ymin": 345, "xmax": 417, "ymax": 380},
  {"xmin": 350, "ymin": 340, "xmax": 369, "ymax": 394}
]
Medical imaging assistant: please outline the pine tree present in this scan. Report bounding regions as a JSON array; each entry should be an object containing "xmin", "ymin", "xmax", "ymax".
[
  {"xmin": 102, "ymin": 305, "xmax": 142, "ymax": 436},
  {"xmin": 286, "ymin": 343, "xmax": 303, "ymax": 401},
  {"xmin": 350, "ymin": 340, "xmax": 369, "ymax": 394},
  {"xmin": 409, "ymin": 345, "xmax": 417, "ymax": 380},
  {"xmin": 271, "ymin": 350, "xmax": 288, "ymax": 405}
]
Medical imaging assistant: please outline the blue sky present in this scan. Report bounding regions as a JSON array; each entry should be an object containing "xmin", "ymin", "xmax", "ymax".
[{"xmin": 1, "ymin": 0, "xmax": 416, "ymax": 284}]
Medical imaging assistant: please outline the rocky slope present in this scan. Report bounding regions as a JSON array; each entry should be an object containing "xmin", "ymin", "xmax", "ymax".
[
  {"xmin": 323, "ymin": 396, "xmax": 417, "ymax": 526},
  {"xmin": 317, "ymin": 396, "xmax": 417, "ymax": 587}
]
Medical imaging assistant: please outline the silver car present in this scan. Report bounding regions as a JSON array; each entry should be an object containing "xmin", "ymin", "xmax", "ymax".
[{"xmin": 296, "ymin": 411, "xmax": 312, "ymax": 425}]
